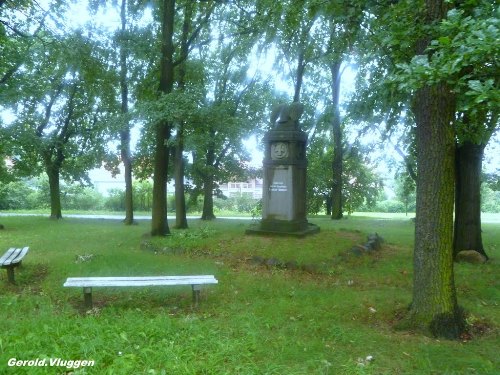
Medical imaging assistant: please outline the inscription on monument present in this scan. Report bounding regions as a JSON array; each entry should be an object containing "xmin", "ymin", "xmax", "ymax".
[{"xmin": 269, "ymin": 181, "xmax": 288, "ymax": 192}]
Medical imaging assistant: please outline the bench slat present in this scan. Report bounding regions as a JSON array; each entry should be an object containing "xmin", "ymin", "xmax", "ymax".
[
  {"xmin": 1, "ymin": 247, "xmax": 29, "ymax": 266},
  {"xmin": 63, "ymin": 276, "xmax": 218, "ymax": 288},
  {"xmin": 66, "ymin": 275, "xmax": 216, "ymax": 282},
  {"xmin": 9, "ymin": 247, "xmax": 29, "ymax": 265},
  {"xmin": 0, "ymin": 248, "xmax": 16, "ymax": 265}
]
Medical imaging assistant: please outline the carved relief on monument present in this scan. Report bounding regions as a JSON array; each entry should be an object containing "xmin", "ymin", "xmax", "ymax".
[{"xmin": 271, "ymin": 142, "xmax": 289, "ymax": 160}]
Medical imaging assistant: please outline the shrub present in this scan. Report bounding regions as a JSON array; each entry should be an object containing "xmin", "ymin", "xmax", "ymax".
[
  {"xmin": 0, "ymin": 181, "xmax": 34, "ymax": 209},
  {"xmin": 374, "ymin": 200, "xmax": 406, "ymax": 213},
  {"xmin": 104, "ymin": 189, "xmax": 125, "ymax": 211},
  {"xmin": 61, "ymin": 185, "xmax": 104, "ymax": 210}
]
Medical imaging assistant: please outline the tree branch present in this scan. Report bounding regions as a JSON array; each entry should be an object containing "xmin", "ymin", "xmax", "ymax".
[
  {"xmin": 214, "ymin": 142, "xmax": 231, "ymax": 169},
  {"xmin": 0, "ymin": 62, "xmax": 22, "ymax": 85},
  {"xmin": 36, "ymin": 82, "xmax": 64, "ymax": 137}
]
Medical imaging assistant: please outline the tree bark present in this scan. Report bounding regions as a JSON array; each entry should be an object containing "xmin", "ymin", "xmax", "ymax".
[
  {"xmin": 405, "ymin": 0, "xmax": 464, "ymax": 339},
  {"xmin": 410, "ymin": 82, "xmax": 463, "ymax": 338},
  {"xmin": 120, "ymin": 0, "xmax": 134, "ymax": 225},
  {"xmin": 325, "ymin": 195, "xmax": 332, "ymax": 216},
  {"xmin": 46, "ymin": 164, "xmax": 62, "ymax": 219},
  {"xmin": 174, "ymin": 127, "xmax": 188, "ymax": 228},
  {"xmin": 201, "ymin": 140, "xmax": 216, "ymax": 220},
  {"xmin": 201, "ymin": 174, "xmax": 216, "ymax": 220},
  {"xmin": 151, "ymin": 0, "xmax": 175, "ymax": 236},
  {"xmin": 453, "ymin": 141, "xmax": 487, "ymax": 259},
  {"xmin": 330, "ymin": 60, "xmax": 343, "ymax": 220}
]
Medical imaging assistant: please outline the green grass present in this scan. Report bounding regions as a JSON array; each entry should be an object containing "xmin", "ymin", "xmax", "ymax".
[{"xmin": 0, "ymin": 215, "xmax": 498, "ymax": 374}]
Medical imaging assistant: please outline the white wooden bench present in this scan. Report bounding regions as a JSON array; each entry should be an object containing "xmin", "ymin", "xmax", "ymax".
[
  {"xmin": 1, "ymin": 247, "xmax": 29, "ymax": 283},
  {"xmin": 63, "ymin": 275, "xmax": 218, "ymax": 308}
]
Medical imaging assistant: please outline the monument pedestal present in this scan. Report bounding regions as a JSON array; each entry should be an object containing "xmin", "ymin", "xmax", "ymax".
[{"xmin": 246, "ymin": 103, "xmax": 319, "ymax": 237}]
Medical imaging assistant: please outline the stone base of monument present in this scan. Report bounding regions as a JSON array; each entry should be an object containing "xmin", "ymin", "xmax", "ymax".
[{"xmin": 245, "ymin": 219, "xmax": 320, "ymax": 238}]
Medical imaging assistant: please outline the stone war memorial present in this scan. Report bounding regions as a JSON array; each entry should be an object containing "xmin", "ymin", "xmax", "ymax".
[{"xmin": 246, "ymin": 102, "xmax": 320, "ymax": 237}]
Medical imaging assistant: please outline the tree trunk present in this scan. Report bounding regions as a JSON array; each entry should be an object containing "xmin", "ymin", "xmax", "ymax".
[
  {"xmin": 174, "ymin": 125, "xmax": 188, "ymax": 229},
  {"xmin": 46, "ymin": 165, "xmax": 62, "ymax": 219},
  {"xmin": 293, "ymin": 50, "xmax": 305, "ymax": 103},
  {"xmin": 120, "ymin": 0, "xmax": 134, "ymax": 225},
  {"xmin": 405, "ymin": 0, "xmax": 464, "ymax": 339},
  {"xmin": 409, "ymin": 82, "xmax": 463, "ymax": 337},
  {"xmin": 172, "ymin": 3, "xmax": 193, "ymax": 230},
  {"xmin": 409, "ymin": 82, "xmax": 463, "ymax": 338},
  {"xmin": 330, "ymin": 60, "xmax": 343, "ymax": 220},
  {"xmin": 325, "ymin": 195, "xmax": 332, "ymax": 216},
  {"xmin": 201, "ymin": 144, "xmax": 216, "ymax": 221},
  {"xmin": 151, "ymin": 0, "xmax": 175, "ymax": 236},
  {"xmin": 453, "ymin": 141, "xmax": 487, "ymax": 259},
  {"xmin": 201, "ymin": 174, "xmax": 216, "ymax": 220}
]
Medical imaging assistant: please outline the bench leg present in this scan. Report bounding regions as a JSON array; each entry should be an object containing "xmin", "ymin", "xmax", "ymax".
[
  {"xmin": 83, "ymin": 287, "xmax": 93, "ymax": 309},
  {"xmin": 6, "ymin": 267, "xmax": 15, "ymax": 284},
  {"xmin": 192, "ymin": 285, "xmax": 201, "ymax": 307}
]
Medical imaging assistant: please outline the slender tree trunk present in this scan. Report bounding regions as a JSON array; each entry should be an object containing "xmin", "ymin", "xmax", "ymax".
[
  {"xmin": 407, "ymin": 0, "xmax": 464, "ymax": 338},
  {"xmin": 120, "ymin": 0, "xmax": 134, "ymax": 225},
  {"xmin": 453, "ymin": 141, "xmax": 487, "ymax": 259},
  {"xmin": 46, "ymin": 165, "xmax": 62, "ymax": 219},
  {"xmin": 330, "ymin": 60, "xmax": 343, "ymax": 220},
  {"xmin": 325, "ymin": 195, "xmax": 332, "ymax": 216},
  {"xmin": 174, "ymin": 125, "xmax": 188, "ymax": 229},
  {"xmin": 201, "ymin": 143, "xmax": 216, "ymax": 220},
  {"xmin": 172, "ymin": 2, "xmax": 194, "ymax": 229},
  {"xmin": 151, "ymin": 0, "xmax": 175, "ymax": 236}
]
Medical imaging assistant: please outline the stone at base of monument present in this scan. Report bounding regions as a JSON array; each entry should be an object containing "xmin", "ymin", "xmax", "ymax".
[{"xmin": 245, "ymin": 219, "xmax": 320, "ymax": 238}]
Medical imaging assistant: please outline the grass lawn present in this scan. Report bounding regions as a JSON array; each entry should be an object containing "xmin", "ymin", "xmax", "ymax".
[{"xmin": 0, "ymin": 215, "xmax": 498, "ymax": 374}]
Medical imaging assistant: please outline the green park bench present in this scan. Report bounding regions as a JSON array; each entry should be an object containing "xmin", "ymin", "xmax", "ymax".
[
  {"xmin": 0, "ymin": 247, "xmax": 29, "ymax": 283},
  {"xmin": 63, "ymin": 275, "xmax": 218, "ymax": 309}
]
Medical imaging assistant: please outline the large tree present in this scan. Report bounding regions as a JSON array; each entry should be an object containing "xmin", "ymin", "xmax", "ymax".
[
  {"xmin": 351, "ymin": 0, "xmax": 474, "ymax": 337},
  {"xmin": 7, "ymin": 33, "xmax": 115, "ymax": 218},
  {"xmin": 171, "ymin": 0, "xmax": 215, "ymax": 229},
  {"xmin": 151, "ymin": 0, "xmax": 176, "ymax": 236},
  {"xmin": 115, "ymin": 0, "xmax": 134, "ymax": 225},
  {"xmin": 406, "ymin": 0, "xmax": 464, "ymax": 338}
]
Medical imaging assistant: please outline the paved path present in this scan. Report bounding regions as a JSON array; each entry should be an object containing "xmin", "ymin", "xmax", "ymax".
[
  {"xmin": 1, "ymin": 212, "xmax": 499, "ymax": 223},
  {"xmin": 0, "ymin": 213, "xmax": 254, "ymax": 221}
]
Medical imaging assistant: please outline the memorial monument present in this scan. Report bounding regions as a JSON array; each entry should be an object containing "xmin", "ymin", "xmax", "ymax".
[{"xmin": 246, "ymin": 103, "xmax": 320, "ymax": 237}]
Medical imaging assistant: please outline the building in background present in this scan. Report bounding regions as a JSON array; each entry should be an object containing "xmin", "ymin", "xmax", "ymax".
[
  {"xmin": 89, "ymin": 166, "xmax": 262, "ymax": 199},
  {"xmin": 218, "ymin": 178, "xmax": 263, "ymax": 199}
]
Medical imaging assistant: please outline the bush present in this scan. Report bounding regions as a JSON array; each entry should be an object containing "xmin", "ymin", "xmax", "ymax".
[
  {"xmin": 104, "ymin": 189, "xmax": 125, "ymax": 211},
  {"xmin": 0, "ymin": 181, "xmax": 34, "ymax": 209},
  {"xmin": 374, "ymin": 200, "xmax": 406, "ymax": 213},
  {"xmin": 61, "ymin": 185, "xmax": 104, "ymax": 210},
  {"xmin": 213, "ymin": 194, "xmax": 260, "ymax": 214},
  {"xmin": 481, "ymin": 186, "xmax": 500, "ymax": 213}
]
